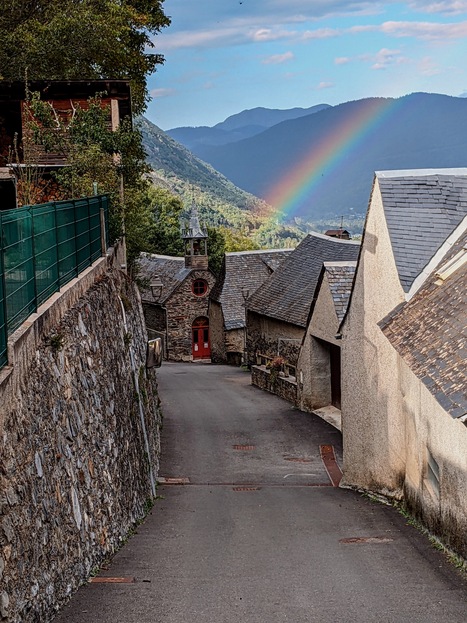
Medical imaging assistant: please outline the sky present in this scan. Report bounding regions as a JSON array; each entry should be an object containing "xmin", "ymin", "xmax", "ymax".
[{"xmin": 146, "ymin": 1, "xmax": 467, "ymax": 130}]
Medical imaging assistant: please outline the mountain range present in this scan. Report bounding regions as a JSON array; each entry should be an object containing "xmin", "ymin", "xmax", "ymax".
[
  {"xmin": 162, "ymin": 92, "xmax": 467, "ymax": 221},
  {"xmin": 167, "ymin": 104, "xmax": 330, "ymax": 152}
]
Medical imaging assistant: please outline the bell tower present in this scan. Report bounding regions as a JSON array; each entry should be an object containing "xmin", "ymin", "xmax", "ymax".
[{"xmin": 181, "ymin": 200, "xmax": 209, "ymax": 269}]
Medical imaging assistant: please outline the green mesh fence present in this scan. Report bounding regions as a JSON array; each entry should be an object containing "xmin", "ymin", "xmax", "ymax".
[{"xmin": 0, "ymin": 195, "xmax": 109, "ymax": 368}]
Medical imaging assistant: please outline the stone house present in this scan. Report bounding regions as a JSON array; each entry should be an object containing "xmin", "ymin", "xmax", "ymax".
[
  {"xmin": 209, "ymin": 249, "xmax": 291, "ymax": 365},
  {"xmin": 341, "ymin": 168, "xmax": 467, "ymax": 557},
  {"xmin": 297, "ymin": 261, "xmax": 356, "ymax": 420},
  {"xmin": 138, "ymin": 205, "xmax": 216, "ymax": 361},
  {"xmin": 246, "ymin": 232, "xmax": 359, "ymax": 400}
]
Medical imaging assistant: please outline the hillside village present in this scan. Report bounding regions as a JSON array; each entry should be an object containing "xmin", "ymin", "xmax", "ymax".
[{"xmin": 0, "ymin": 19, "xmax": 467, "ymax": 623}]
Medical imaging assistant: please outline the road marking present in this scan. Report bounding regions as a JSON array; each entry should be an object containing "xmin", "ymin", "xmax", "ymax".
[
  {"xmin": 339, "ymin": 536, "xmax": 394, "ymax": 544},
  {"xmin": 90, "ymin": 577, "xmax": 135, "ymax": 584},
  {"xmin": 319, "ymin": 445, "xmax": 343, "ymax": 487},
  {"xmin": 157, "ymin": 477, "xmax": 190, "ymax": 485},
  {"xmin": 157, "ymin": 480, "xmax": 332, "ymax": 488}
]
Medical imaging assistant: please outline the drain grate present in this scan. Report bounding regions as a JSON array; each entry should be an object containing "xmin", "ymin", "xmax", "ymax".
[
  {"xmin": 90, "ymin": 577, "xmax": 135, "ymax": 584},
  {"xmin": 232, "ymin": 486, "xmax": 261, "ymax": 491},
  {"xmin": 319, "ymin": 444, "xmax": 342, "ymax": 487},
  {"xmin": 233, "ymin": 445, "xmax": 256, "ymax": 451},
  {"xmin": 339, "ymin": 536, "xmax": 394, "ymax": 544}
]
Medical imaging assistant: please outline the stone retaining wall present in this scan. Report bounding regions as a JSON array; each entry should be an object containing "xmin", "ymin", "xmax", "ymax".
[
  {"xmin": 251, "ymin": 365, "xmax": 298, "ymax": 405},
  {"xmin": 0, "ymin": 249, "xmax": 161, "ymax": 622}
]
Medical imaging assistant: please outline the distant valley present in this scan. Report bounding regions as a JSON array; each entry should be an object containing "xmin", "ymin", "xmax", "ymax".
[
  {"xmin": 160, "ymin": 93, "xmax": 467, "ymax": 223},
  {"xmin": 142, "ymin": 92, "xmax": 467, "ymax": 243}
]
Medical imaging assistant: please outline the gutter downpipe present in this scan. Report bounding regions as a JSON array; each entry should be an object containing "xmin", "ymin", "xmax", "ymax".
[{"xmin": 118, "ymin": 296, "xmax": 156, "ymax": 498}]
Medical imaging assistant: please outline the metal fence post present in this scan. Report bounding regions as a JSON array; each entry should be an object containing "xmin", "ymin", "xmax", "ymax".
[
  {"xmin": 30, "ymin": 207, "xmax": 38, "ymax": 312},
  {"xmin": 87, "ymin": 197, "xmax": 92, "ymax": 266},
  {"xmin": 0, "ymin": 213, "xmax": 9, "ymax": 367},
  {"xmin": 100, "ymin": 196, "xmax": 107, "ymax": 256}
]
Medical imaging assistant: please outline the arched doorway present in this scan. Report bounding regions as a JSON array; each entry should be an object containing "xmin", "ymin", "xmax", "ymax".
[{"xmin": 192, "ymin": 317, "xmax": 211, "ymax": 359}]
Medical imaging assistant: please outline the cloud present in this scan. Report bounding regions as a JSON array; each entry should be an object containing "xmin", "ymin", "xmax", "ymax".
[
  {"xmin": 316, "ymin": 81, "xmax": 335, "ymax": 89},
  {"xmin": 377, "ymin": 20, "xmax": 467, "ymax": 40},
  {"xmin": 408, "ymin": 1, "xmax": 467, "ymax": 14},
  {"xmin": 262, "ymin": 51, "xmax": 295, "ymax": 64},
  {"xmin": 251, "ymin": 28, "xmax": 297, "ymax": 42},
  {"xmin": 335, "ymin": 56, "xmax": 351, "ymax": 64},
  {"xmin": 368, "ymin": 48, "xmax": 407, "ymax": 70},
  {"xmin": 302, "ymin": 27, "xmax": 342, "ymax": 39},
  {"xmin": 150, "ymin": 88, "xmax": 176, "ymax": 98}
]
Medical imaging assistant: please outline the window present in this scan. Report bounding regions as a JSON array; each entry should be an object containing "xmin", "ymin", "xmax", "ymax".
[{"xmin": 192, "ymin": 279, "xmax": 208, "ymax": 296}]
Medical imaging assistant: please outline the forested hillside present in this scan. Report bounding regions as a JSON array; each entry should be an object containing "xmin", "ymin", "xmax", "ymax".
[{"xmin": 140, "ymin": 116, "xmax": 360, "ymax": 248}]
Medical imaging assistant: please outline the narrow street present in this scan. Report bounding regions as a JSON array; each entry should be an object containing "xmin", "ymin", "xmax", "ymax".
[{"xmin": 55, "ymin": 363, "xmax": 467, "ymax": 623}]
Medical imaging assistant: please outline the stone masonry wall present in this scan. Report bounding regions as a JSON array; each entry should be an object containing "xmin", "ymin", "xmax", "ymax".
[
  {"xmin": 165, "ymin": 269, "xmax": 217, "ymax": 361},
  {"xmin": 246, "ymin": 311, "xmax": 304, "ymax": 368},
  {"xmin": 251, "ymin": 366, "xmax": 298, "ymax": 405},
  {"xmin": 208, "ymin": 301, "xmax": 227, "ymax": 363},
  {"xmin": 0, "ymin": 251, "xmax": 161, "ymax": 622}
]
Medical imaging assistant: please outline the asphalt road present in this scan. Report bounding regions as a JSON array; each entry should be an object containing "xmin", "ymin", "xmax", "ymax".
[{"xmin": 55, "ymin": 363, "xmax": 467, "ymax": 622}]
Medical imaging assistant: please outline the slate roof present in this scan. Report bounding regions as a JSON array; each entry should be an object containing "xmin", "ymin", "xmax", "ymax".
[
  {"xmin": 211, "ymin": 249, "xmax": 292, "ymax": 330},
  {"xmin": 137, "ymin": 253, "xmax": 191, "ymax": 304},
  {"xmin": 247, "ymin": 233, "xmax": 360, "ymax": 328},
  {"xmin": 380, "ymin": 227, "xmax": 467, "ymax": 420},
  {"xmin": 377, "ymin": 169, "xmax": 467, "ymax": 293},
  {"xmin": 323, "ymin": 262, "xmax": 357, "ymax": 323}
]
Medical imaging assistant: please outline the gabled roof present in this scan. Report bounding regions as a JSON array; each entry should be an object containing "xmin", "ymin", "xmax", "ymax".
[
  {"xmin": 137, "ymin": 253, "xmax": 191, "ymax": 304},
  {"xmin": 212, "ymin": 249, "xmax": 292, "ymax": 330},
  {"xmin": 246, "ymin": 232, "xmax": 360, "ymax": 328},
  {"xmin": 377, "ymin": 169, "xmax": 467, "ymax": 293},
  {"xmin": 323, "ymin": 262, "xmax": 357, "ymax": 323},
  {"xmin": 380, "ymin": 225, "xmax": 467, "ymax": 420}
]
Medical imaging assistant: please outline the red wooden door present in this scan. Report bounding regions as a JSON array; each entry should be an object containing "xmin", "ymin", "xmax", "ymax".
[{"xmin": 192, "ymin": 318, "xmax": 211, "ymax": 359}]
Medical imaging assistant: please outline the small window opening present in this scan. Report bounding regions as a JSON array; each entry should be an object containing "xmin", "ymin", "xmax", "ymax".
[{"xmin": 192, "ymin": 279, "xmax": 208, "ymax": 296}]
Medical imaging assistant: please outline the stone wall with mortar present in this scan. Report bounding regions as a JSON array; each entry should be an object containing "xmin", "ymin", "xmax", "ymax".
[
  {"xmin": 165, "ymin": 269, "xmax": 217, "ymax": 361},
  {"xmin": 251, "ymin": 366, "xmax": 298, "ymax": 405},
  {"xmin": 246, "ymin": 311, "xmax": 304, "ymax": 368},
  {"xmin": 0, "ymin": 249, "xmax": 161, "ymax": 623},
  {"xmin": 208, "ymin": 300, "xmax": 226, "ymax": 363}
]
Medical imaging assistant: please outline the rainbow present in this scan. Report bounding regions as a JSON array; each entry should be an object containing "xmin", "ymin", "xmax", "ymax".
[{"xmin": 264, "ymin": 96, "xmax": 406, "ymax": 222}]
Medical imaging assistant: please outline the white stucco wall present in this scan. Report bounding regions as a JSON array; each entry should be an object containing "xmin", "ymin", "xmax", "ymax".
[
  {"xmin": 393, "ymin": 353, "xmax": 467, "ymax": 555},
  {"xmin": 341, "ymin": 179, "xmax": 407, "ymax": 494},
  {"xmin": 298, "ymin": 275, "xmax": 340, "ymax": 412},
  {"xmin": 341, "ymin": 176, "xmax": 467, "ymax": 556}
]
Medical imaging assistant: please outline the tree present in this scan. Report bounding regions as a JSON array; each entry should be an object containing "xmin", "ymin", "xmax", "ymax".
[
  {"xmin": 0, "ymin": 0, "xmax": 170, "ymax": 114},
  {"xmin": 25, "ymin": 92, "xmax": 152, "ymax": 262},
  {"xmin": 206, "ymin": 226, "xmax": 226, "ymax": 277},
  {"xmin": 220, "ymin": 226, "xmax": 260, "ymax": 252},
  {"xmin": 147, "ymin": 187, "xmax": 185, "ymax": 257}
]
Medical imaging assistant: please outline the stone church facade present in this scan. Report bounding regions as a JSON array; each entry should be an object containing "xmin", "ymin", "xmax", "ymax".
[{"xmin": 138, "ymin": 204, "xmax": 216, "ymax": 361}]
